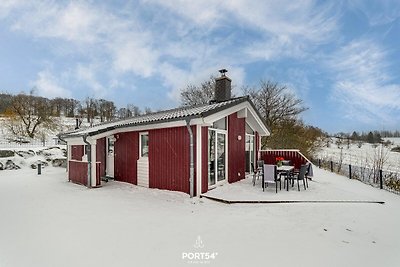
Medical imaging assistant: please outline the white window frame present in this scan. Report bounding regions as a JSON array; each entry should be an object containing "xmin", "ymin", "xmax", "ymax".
[{"xmin": 139, "ymin": 132, "xmax": 149, "ymax": 158}]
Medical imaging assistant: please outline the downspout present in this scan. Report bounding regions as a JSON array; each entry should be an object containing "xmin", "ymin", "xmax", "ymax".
[
  {"xmin": 83, "ymin": 134, "xmax": 92, "ymax": 188},
  {"xmin": 185, "ymin": 119, "xmax": 194, "ymax": 198}
]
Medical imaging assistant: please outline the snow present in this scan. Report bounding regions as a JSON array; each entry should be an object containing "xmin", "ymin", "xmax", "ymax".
[
  {"xmin": 1, "ymin": 166, "xmax": 400, "ymax": 267},
  {"xmin": 317, "ymin": 138, "xmax": 400, "ymax": 173}
]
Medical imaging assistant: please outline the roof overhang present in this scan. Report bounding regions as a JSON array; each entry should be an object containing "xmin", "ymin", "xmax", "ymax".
[{"xmin": 60, "ymin": 98, "xmax": 270, "ymax": 141}]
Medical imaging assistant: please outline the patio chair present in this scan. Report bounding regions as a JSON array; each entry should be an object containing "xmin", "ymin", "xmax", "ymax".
[
  {"xmin": 293, "ymin": 164, "xmax": 308, "ymax": 191},
  {"xmin": 253, "ymin": 160, "xmax": 264, "ymax": 186},
  {"xmin": 263, "ymin": 164, "xmax": 281, "ymax": 193}
]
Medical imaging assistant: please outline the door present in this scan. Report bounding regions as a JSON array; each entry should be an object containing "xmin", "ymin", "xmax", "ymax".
[
  {"xmin": 245, "ymin": 134, "xmax": 255, "ymax": 173},
  {"xmin": 137, "ymin": 132, "xmax": 149, "ymax": 187},
  {"xmin": 106, "ymin": 136, "xmax": 115, "ymax": 177},
  {"xmin": 208, "ymin": 129, "xmax": 226, "ymax": 187}
]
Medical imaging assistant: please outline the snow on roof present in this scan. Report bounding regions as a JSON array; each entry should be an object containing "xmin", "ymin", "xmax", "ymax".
[{"xmin": 61, "ymin": 96, "xmax": 257, "ymax": 138}]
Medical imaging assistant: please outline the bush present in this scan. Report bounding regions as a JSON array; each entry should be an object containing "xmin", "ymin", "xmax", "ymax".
[{"xmin": 0, "ymin": 150, "xmax": 15, "ymax": 158}]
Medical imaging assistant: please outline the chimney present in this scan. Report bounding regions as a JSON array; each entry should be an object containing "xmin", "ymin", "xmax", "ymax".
[{"xmin": 214, "ymin": 69, "xmax": 232, "ymax": 102}]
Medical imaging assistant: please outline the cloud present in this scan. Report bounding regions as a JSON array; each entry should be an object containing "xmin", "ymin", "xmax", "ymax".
[
  {"xmin": 32, "ymin": 70, "xmax": 72, "ymax": 99},
  {"xmin": 349, "ymin": 0, "xmax": 400, "ymax": 26},
  {"xmin": 75, "ymin": 65, "xmax": 105, "ymax": 96},
  {"xmin": 329, "ymin": 39, "xmax": 400, "ymax": 125}
]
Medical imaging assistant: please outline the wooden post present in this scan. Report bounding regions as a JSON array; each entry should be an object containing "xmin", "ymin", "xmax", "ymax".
[
  {"xmin": 349, "ymin": 165, "xmax": 352, "ymax": 179},
  {"xmin": 318, "ymin": 159, "xmax": 321, "ymax": 168},
  {"xmin": 379, "ymin": 170, "xmax": 383, "ymax": 189},
  {"xmin": 330, "ymin": 161, "xmax": 333, "ymax": 172}
]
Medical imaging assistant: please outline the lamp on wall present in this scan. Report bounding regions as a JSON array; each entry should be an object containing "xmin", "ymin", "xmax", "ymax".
[{"xmin": 237, "ymin": 135, "xmax": 242, "ymax": 141}]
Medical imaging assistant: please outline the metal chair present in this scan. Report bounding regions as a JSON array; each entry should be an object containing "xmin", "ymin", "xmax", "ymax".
[
  {"xmin": 253, "ymin": 160, "xmax": 264, "ymax": 186},
  {"xmin": 263, "ymin": 164, "xmax": 281, "ymax": 193},
  {"xmin": 294, "ymin": 165, "xmax": 308, "ymax": 191}
]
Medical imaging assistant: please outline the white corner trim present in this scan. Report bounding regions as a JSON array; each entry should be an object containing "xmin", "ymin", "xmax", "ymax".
[{"xmin": 196, "ymin": 125, "xmax": 202, "ymax": 197}]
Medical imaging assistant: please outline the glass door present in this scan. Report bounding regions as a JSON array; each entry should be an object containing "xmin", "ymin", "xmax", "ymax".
[
  {"xmin": 245, "ymin": 134, "xmax": 254, "ymax": 173},
  {"xmin": 208, "ymin": 130, "xmax": 216, "ymax": 186},
  {"xmin": 216, "ymin": 133, "xmax": 226, "ymax": 182},
  {"xmin": 208, "ymin": 129, "xmax": 226, "ymax": 187}
]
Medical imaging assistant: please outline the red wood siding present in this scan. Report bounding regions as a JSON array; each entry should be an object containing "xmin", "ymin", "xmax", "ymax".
[
  {"xmin": 114, "ymin": 132, "xmax": 138, "ymax": 184},
  {"xmin": 96, "ymin": 138, "xmax": 106, "ymax": 178},
  {"xmin": 68, "ymin": 161, "xmax": 88, "ymax": 186},
  {"xmin": 228, "ymin": 113, "xmax": 246, "ymax": 183},
  {"xmin": 96, "ymin": 162, "xmax": 101, "ymax": 186},
  {"xmin": 71, "ymin": 145, "xmax": 84, "ymax": 160},
  {"xmin": 201, "ymin": 126, "xmax": 208, "ymax": 194},
  {"xmin": 260, "ymin": 150, "xmax": 308, "ymax": 170},
  {"xmin": 149, "ymin": 126, "xmax": 196, "ymax": 195}
]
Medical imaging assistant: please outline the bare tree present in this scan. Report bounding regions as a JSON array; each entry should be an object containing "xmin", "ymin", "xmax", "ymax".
[
  {"xmin": 8, "ymin": 90, "xmax": 54, "ymax": 138},
  {"xmin": 243, "ymin": 80, "xmax": 308, "ymax": 129},
  {"xmin": 98, "ymin": 99, "xmax": 116, "ymax": 122},
  {"xmin": 180, "ymin": 76, "xmax": 216, "ymax": 106}
]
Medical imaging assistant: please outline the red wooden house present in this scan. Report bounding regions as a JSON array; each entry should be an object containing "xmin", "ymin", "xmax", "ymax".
[{"xmin": 61, "ymin": 72, "xmax": 270, "ymax": 197}]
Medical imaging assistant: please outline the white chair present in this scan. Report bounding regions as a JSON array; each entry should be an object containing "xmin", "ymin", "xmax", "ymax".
[{"xmin": 263, "ymin": 164, "xmax": 281, "ymax": 193}]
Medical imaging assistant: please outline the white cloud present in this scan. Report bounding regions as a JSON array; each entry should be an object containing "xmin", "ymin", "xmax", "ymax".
[
  {"xmin": 349, "ymin": 0, "xmax": 400, "ymax": 26},
  {"xmin": 75, "ymin": 65, "xmax": 105, "ymax": 96},
  {"xmin": 32, "ymin": 70, "xmax": 71, "ymax": 99},
  {"xmin": 329, "ymin": 39, "xmax": 400, "ymax": 125}
]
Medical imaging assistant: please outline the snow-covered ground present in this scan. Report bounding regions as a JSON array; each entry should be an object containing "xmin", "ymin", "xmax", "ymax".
[
  {"xmin": 316, "ymin": 138, "xmax": 400, "ymax": 173},
  {"xmin": 0, "ymin": 166, "xmax": 399, "ymax": 267}
]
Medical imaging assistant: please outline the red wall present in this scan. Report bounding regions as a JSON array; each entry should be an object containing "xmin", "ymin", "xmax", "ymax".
[
  {"xmin": 96, "ymin": 138, "xmax": 106, "ymax": 178},
  {"xmin": 228, "ymin": 113, "xmax": 246, "ymax": 183},
  {"xmin": 71, "ymin": 145, "xmax": 84, "ymax": 160},
  {"xmin": 114, "ymin": 132, "xmax": 138, "ymax": 184},
  {"xmin": 68, "ymin": 161, "xmax": 88, "ymax": 186},
  {"xmin": 201, "ymin": 126, "xmax": 208, "ymax": 194},
  {"xmin": 149, "ymin": 126, "xmax": 196, "ymax": 195}
]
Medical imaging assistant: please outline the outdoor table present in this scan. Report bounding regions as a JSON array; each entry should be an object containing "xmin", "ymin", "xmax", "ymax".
[{"xmin": 277, "ymin": 165, "xmax": 294, "ymax": 191}]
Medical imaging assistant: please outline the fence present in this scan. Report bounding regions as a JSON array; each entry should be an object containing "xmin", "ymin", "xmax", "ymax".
[{"xmin": 312, "ymin": 158, "xmax": 400, "ymax": 194}]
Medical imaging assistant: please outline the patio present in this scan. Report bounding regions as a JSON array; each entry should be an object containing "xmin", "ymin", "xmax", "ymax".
[{"xmin": 201, "ymin": 165, "xmax": 385, "ymax": 204}]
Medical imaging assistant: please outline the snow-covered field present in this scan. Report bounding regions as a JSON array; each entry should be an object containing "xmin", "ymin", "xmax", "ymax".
[
  {"xmin": 316, "ymin": 138, "xmax": 400, "ymax": 173},
  {"xmin": 0, "ymin": 166, "xmax": 399, "ymax": 267}
]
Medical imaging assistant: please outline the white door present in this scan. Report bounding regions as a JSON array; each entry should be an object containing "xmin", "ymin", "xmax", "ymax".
[
  {"xmin": 106, "ymin": 136, "xmax": 115, "ymax": 178},
  {"xmin": 137, "ymin": 132, "xmax": 149, "ymax": 187}
]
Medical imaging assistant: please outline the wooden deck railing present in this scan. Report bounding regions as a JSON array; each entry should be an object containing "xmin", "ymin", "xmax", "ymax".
[{"xmin": 259, "ymin": 149, "xmax": 311, "ymax": 170}]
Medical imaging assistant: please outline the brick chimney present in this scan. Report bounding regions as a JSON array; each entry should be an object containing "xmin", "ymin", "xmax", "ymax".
[{"xmin": 214, "ymin": 69, "xmax": 231, "ymax": 102}]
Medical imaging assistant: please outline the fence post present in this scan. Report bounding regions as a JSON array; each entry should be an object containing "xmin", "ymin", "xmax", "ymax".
[
  {"xmin": 349, "ymin": 164, "xmax": 352, "ymax": 179},
  {"xmin": 38, "ymin": 163, "xmax": 42, "ymax": 175},
  {"xmin": 330, "ymin": 161, "xmax": 333, "ymax": 172},
  {"xmin": 318, "ymin": 159, "xmax": 321, "ymax": 168},
  {"xmin": 379, "ymin": 169, "xmax": 383, "ymax": 189}
]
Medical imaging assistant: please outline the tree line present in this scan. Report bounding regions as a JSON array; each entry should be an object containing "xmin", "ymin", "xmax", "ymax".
[
  {"xmin": 335, "ymin": 130, "xmax": 399, "ymax": 144},
  {"xmin": 0, "ymin": 91, "xmax": 152, "ymax": 138}
]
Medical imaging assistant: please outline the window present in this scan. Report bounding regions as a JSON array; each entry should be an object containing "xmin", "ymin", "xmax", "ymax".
[
  {"xmin": 212, "ymin": 117, "xmax": 226, "ymax": 130},
  {"xmin": 140, "ymin": 133, "xmax": 149, "ymax": 157},
  {"xmin": 246, "ymin": 123, "xmax": 254, "ymax": 134}
]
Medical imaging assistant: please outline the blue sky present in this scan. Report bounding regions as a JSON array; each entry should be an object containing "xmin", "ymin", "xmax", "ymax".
[{"xmin": 0, "ymin": 0, "xmax": 399, "ymax": 133}]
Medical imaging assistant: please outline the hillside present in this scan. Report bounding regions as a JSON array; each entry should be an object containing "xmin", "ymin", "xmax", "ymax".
[{"xmin": 316, "ymin": 137, "xmax": 400, "ymax": 173}]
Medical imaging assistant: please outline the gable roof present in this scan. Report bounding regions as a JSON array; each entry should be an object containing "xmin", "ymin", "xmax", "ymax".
[{"xmin": 60, "ymin": 96, "xmax": 269, "ymax": 138}]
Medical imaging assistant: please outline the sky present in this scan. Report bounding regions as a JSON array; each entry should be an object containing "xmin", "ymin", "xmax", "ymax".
[{"xmin": 0, "ymin": 0, "xmax": 399, "ymax": 133}]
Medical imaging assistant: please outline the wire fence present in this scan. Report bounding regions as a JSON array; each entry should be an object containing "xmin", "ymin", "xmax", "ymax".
[{"xmin": 312, "ymin": 158, "xmax": 400, "ymax": 194}]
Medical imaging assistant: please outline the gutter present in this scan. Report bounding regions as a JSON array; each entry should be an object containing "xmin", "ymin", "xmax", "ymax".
[
  {"xmin": 185, "ymin": 119, "xmax": 194, "ymax": 198},
  {"xmin": 83, "ymin": 134, "xmax": 92, "ymax": 188}
]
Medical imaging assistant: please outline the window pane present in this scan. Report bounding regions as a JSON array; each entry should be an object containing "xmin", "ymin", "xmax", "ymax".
[
  {"xmin": 212, "ymin": 118, "xmax": 226, "ymax": 130},
  {"xmin": 141, "ymin": 134, "xmax": 149, "ymax": 157}
]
